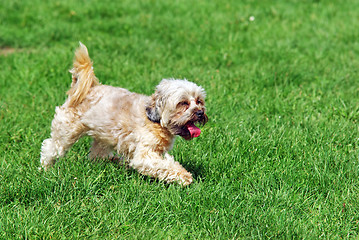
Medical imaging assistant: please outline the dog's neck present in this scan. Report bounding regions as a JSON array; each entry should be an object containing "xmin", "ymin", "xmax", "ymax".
[
  {"xmin": 144, "ymin": 116, "xmax": 174, "ymax": 153},
  {"xmin": 146, "ymin": 113, "xmax": 160, "ymax": 123}
]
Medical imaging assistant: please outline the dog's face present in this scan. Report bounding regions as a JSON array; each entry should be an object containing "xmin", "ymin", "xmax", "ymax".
[{"xmin": 146, "ymin": 79, "xmax": 208, "ymax": 140}]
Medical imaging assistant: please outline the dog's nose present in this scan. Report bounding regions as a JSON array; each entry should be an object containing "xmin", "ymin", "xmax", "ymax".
[{"xmin": 196, "ymin": 110, "xmax": 204, "ymax": 118}]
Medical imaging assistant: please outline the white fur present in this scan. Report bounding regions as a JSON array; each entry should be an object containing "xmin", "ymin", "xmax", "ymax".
[{"xmin": 40, "ymin": 43, "xmax": 207, "ymax": 186}]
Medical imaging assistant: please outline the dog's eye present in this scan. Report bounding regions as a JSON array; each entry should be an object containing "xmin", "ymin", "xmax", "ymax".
[
  {"xmin": 177, "ymin": 101, "xmax": 189, "ymax": 109},
  {"xmin": 196, "ymin": 99, "xmax": 203, "ymax": 105},
  {"xmin": 179, "ymin": 101, "xmax": 190, "ymax": 107}
]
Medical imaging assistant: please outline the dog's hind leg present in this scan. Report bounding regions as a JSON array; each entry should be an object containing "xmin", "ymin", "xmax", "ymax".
[{"xmin": 40, "ymin": 106, "xmax": 86, "ymax": 170}]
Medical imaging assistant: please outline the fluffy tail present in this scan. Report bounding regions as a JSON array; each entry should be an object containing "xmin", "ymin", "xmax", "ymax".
[{"xmin": 67, "ymin": 42, "xmax": 100, "ymax": 107}]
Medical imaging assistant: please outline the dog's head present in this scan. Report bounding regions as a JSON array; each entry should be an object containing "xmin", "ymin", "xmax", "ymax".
[{"xmin": 146, "ymin": 79, "xmax": 208, "ymax": 140}]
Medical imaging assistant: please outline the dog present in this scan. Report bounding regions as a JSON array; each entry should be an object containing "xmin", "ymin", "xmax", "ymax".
[{"xmin": 40, "ymin": 43, "xmax": 208, "ymax": 186}]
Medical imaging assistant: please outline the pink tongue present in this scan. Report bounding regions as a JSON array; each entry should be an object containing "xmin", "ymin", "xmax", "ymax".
[{"xmin": 186, "ymin": 122, "xmax": 201, "ymax": 138}]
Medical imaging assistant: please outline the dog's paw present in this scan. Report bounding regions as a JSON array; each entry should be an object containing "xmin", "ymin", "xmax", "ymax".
[{"xmin": 177, "ymin": 170, "xmax": 193, "ymax": 186}]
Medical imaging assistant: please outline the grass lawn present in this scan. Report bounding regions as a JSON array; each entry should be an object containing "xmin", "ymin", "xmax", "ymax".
[{"xmin": 1, "ymin": 0, "xmax": 359, "ymax": 238}]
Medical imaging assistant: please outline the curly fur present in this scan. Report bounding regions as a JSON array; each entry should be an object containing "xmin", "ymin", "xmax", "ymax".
[{"xmin": 40, "ymin": 43, "xmax": 208, "ymax": 186}]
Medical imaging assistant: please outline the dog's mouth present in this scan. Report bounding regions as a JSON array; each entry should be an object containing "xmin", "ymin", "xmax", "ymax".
[
  {"xmin": 172, "ymin": 112, "xmax": 208, "ymax": 140},
  {"xmin": 179, "ymin": 117, "xmax": 207, "ymax": 140},
  {"xmin": 180, "ymin": 122, "xmax": 202, "ymax": 140}
]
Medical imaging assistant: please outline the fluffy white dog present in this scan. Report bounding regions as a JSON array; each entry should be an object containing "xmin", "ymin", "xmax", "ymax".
[{"xmin": 40, "ymin": 43, "xmax": 208, "ymax": 186}]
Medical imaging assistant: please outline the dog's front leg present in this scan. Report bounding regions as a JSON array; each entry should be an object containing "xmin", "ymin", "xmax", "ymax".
[{"xmin": 129, "ymin": 151, "xmax": 193, "ymax": 186}]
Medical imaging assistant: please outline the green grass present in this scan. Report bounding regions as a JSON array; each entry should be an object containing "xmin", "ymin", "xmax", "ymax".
[{"xmin": 1, "ymin": 0, "xmax": 359, "ymax": 238}]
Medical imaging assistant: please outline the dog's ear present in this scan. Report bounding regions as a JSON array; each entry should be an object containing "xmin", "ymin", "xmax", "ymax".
[{"xmin": 146, "ymin": 95, "xmax": 161, "ymax": 123}]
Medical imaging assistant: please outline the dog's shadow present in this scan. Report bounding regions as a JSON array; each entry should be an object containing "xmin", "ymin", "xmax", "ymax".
[{"xmin": 181, "ymin": 160, "xmax": 205, "ymax": 181}]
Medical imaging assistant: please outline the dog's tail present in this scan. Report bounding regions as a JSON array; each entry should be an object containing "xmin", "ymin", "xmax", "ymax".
[{"xmin": 67, "ymin": 42, "xmax": 100, "ymax": 107}]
